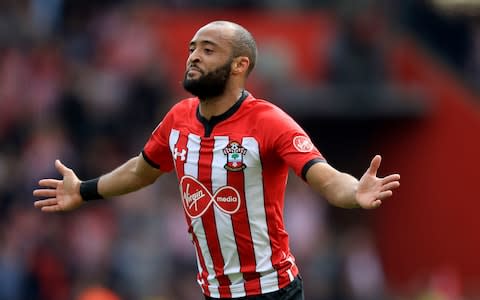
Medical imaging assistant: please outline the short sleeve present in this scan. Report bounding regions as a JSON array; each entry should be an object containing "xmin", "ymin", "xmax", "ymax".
[
  {"xmin": 275, "ymin": 129, "xmax": 325, "ymax": 180},
  {"xmin": 263, "ymin": 106, "xmax": 325, "ymax": 179},
  {"xmin": 142, "ymin": 113, "xmax": 175, "ymax": 173}
]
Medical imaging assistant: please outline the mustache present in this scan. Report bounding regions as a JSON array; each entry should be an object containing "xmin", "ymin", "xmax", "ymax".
[{"xmin": 186, "ymin": 65, "xmax": 203, "ymax": 74}]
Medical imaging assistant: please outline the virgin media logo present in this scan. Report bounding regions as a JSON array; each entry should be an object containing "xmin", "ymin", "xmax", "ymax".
[{"xmin": 180, "ymin": 176, "xmax": 241, "ymax": 218}]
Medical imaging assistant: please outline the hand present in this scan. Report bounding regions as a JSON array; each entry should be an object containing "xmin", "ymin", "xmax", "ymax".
[
  {"xmin": 33, "ymin": 160, "xmax": 84, "ymax": 212},
  {"xmin": 356, "ymin": 155, "xmax": 400, "ymax": 209}
]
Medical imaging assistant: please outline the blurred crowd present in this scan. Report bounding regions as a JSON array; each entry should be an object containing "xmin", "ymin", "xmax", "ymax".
[{"xmin": 0, "ymin": 1, "xmax": 477, "ymax": 300}]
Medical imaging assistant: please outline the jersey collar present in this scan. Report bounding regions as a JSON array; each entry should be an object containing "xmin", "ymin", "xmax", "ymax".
[{"xmin": 196, "ymin": 90, "xmax": 249, "ymax": 137}]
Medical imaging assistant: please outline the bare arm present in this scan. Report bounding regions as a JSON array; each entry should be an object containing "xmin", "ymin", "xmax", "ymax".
[
  {"xmin": 98, "ymin": 153, "xmax": 163, "ymax": 197},
  {"xmin": 33, "ymin": 153, "xmax": 163, "ymax": 212},
  {"xmin": 305, "ymin": 155, "xmax": 400, "ymax": 209}
]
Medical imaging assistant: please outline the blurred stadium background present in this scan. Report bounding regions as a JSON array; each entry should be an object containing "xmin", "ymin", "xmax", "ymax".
[{"xmin": 0, "ymin": 0, "xmax": 479, "ymax": 299}]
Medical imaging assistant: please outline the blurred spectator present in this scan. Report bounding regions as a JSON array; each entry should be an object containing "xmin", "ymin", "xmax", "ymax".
[
  {"xmin": 328, "ymin": 1, "xmax": 388, "ymax": 86},
  {"xmin": 341, "ymin": 227, "xmax": 386, "ymax": 300},
  {"xmin": 284, "ymin": 174, "xmax": 343, "ymax": 300},
  {"xmin": 76, "ymin": 286, "xmax": 120, "ymax": 300},
  {"xmin": 398, "ymin": 0, "xmax": 474, "ymax": 73},
  {"xmin": 325, "ymin": 1, "xmax": 394, "ymax": 115}
]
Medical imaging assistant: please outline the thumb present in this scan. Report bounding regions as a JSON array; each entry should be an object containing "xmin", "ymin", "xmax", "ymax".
[
  {"xmin": 367, "ymin": 155, "xmax": 382, "ymax": 176},
  {"xmin": 55, "ymin": 159, "xmax": 71, "ymax": 176}
]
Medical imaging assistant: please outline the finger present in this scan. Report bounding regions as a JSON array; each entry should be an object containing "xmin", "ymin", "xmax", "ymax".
[
  {"xmin": 382, "ymin": 174, "xmax": 400, "ymax": 184},
  {"xmin": 39, "ymin": 179, "xmax": 61, "ymax": 188},
  {"xmin": 55, "ymin": 159, "xmax": 72, "ymax": 176},
  {"xmin": 367, "ymin": 155, "xmax": 382, "ymax": 176},
  {"xmin": 371, "ymin": 199, "xmax": 382, "ymax": 208},
  {"xmin": 34, "ymin": 198, "xmax": 58, "ymax": 208},
  {"xmin": 41, "ymin": 205, "xmax": 63, "ymax": 213},
  {"xmin": 381, "ymin": 181, "xmax": 400, "ymax": 192},
  {"xmin": 33, "ymin": 189, "xmax": 57, "ymax": 198},
  {"xmin": 377, "ymin": 190, "xmax": 393, "ymax": 200}
]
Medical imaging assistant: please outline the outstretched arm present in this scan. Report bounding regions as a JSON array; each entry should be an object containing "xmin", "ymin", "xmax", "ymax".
[
  {"xmin": 33, "ymin": 153, "xmax": 163, "ymax": 212},
  {"xmin": 305, "ymin": 155, "xmax": 400, "ymax": 209}
]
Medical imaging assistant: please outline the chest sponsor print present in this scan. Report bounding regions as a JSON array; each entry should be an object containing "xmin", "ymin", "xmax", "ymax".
[{"xmin": 180, "ymin": 175, "xmax": 241, "ymax": 218}]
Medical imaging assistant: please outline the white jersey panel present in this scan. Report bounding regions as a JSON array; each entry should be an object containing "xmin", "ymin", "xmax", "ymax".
[
  {"xmin": 211, "ymin": 136, "xmax": 245, "ymax": 295},
  {"xmin": 242, "ymin": 137, "xmax": 279, "ymax": 292},
  {"xmin": 184, "ymin": 132, "xmax": 220, "ymax": 298}
]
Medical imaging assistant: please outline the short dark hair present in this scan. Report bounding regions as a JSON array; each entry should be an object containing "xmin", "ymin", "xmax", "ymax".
[{"xmin": 211, "ymin": 21, "xmax": 257, "ymax": 75}]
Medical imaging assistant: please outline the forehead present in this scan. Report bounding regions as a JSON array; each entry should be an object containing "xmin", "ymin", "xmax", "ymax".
[{"xmin": 190, "ymin": 24, "xmax": 234, "ymax": 48}]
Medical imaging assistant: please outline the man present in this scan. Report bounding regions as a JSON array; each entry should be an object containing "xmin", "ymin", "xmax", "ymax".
[{"xmin": 33, "ymin": 21, "xmax": 400, "ymax": 300}]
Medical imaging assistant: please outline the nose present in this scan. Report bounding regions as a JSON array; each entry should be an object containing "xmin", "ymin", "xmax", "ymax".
[{"xmin": 188, "ymin": 48, "xmax": 201, "ymax": 64}]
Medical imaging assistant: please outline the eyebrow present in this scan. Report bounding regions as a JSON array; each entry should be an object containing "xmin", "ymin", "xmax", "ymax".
[{"xmin": 189, "ymin": 40, "xmax": 219, "ymax": 48}]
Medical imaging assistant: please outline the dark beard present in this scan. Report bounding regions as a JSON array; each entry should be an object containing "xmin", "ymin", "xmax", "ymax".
[{"xmin": 183, "ymin": 59, "xmax": 232, "ymax": 100}]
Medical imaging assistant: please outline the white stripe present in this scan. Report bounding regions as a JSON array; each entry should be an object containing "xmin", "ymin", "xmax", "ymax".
[
  {"xmin": 171, "ymin": 130, "xmax": 210, "ymax": 291},
  {"xmin": 287, "ymin": 269, "xmax": 294, "ymax": 282},
  {"xmin": 259, "ymin": 271, "xmax": 280, "ymax": 294},
  {"xmin": 184, "ymin": 133, "xmax": 201, "ymax": 176},
  {"xmin": 168, "ymin": 129, "xmax": 180, "ymax": 156},
  {"xmin": 207, "ymin": 285, "xmax": 220, "ymax": 298},
  {"xmin": 195, "ymin": 249, "xmax": 206, "ymax": 294},
  {"xmin": 242, "ymin": 137, "xmax": 278, "ymax": 292},
  {"xmin": 212, "ymin": 137, "xmax": 245, "ymax": 296},
  {"xmin": 184, "ymin": 133, "xmax": 219, "ymax": 298}
]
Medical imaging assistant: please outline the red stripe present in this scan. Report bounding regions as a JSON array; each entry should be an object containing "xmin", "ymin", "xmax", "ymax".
[
  {"xmin": 261, "ymin": 153, "xmax": 296, "ymax": 290},
  {"xmin": 192, "ymin": 234, "xmax": 210, "ymax": 295},
  {"xmin": 173, "ymin": 131, "xmax": 210, "ymax": 296},
  {"xmin": 276, "ymin": 258, "xmax": 299, "ymax": 289},
  {"xmin": 228, "ymin": 139, "xmax": 261, "ymax": 296},
  {"xmin": 198, "ymin": 138, "xmax": 232, "ymax": 298},
  {"xmin": 277, "ymin": 270, "xmax": 291, "ymax": 290}
]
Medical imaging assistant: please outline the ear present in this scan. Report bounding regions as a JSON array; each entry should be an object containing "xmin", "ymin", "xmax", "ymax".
[{"xmin": 231, "ymin": 56, "xmax": 250, "ymax": 75}]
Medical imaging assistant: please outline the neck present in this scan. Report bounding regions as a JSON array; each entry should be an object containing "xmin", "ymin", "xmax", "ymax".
[{"xmin": 198, "ymin": 88, "xmax": 244, "ymax": 120}]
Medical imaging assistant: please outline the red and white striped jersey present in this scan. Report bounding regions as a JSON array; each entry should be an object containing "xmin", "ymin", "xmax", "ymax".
[{"xmin": 142, "ymin": 91, "xmax": 325, "ymax": 298}]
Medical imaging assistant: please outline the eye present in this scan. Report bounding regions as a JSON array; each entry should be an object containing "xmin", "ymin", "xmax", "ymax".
[
  {"xmin": 204, "ymin": 48, "xmax": 213, "ymax": 54},
  {"xmin": 188, "ymin": 47, "xmax": 195, "ymax": 54}
]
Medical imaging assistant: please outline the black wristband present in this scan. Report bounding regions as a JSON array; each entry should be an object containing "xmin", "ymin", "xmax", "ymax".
[{"xmin": 79, "ymin": 178, "xmax": 104, "ymax": 201}]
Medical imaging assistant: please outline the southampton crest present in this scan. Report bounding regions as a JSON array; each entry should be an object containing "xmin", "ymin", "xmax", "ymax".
[{"xmin": 223, "ymin": 141, "xmax": 247, "ymax": 171}]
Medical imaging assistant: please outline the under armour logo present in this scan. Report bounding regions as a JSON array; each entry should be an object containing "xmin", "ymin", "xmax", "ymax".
[{"xmin": 173, "ymin": 147, "xmax": 186, "ymax": 161}]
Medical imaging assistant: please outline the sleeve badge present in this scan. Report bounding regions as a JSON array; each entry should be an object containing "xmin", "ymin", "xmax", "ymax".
[{"xmin": 293, "ymin": 136, "xmax": 314, "ymax": 152}]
